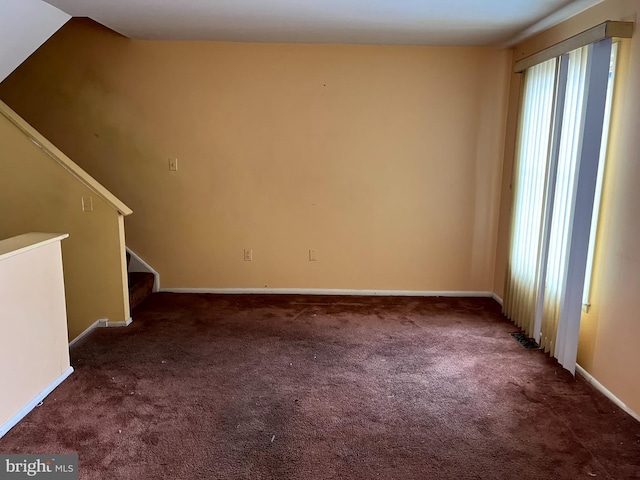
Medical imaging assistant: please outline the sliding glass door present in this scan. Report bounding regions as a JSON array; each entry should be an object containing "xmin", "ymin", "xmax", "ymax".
[{"xmin": 504, "ymin": 38, "xmax": 617, "ymax": 373}]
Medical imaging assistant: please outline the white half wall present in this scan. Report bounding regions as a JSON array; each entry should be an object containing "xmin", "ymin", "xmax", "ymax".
[{"xmin": 0, "ymin": 0, "xmax": 70, "ymax": 83}]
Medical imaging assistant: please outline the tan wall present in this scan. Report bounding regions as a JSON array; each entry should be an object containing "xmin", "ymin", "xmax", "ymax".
[
  {"xmin": 0, "ymin": 19, "xmax": 512, "ymax": 292},
  {"xmin": 494, "ymin": 0, "xmax": 640, "ymax": 413},
  {"xmin": 0, "ymin": 106, "xmax": 130, "ymax": 340},
  {"xmin": 0, "ymin": 235, "xmax": 70, "ymax": 431}
]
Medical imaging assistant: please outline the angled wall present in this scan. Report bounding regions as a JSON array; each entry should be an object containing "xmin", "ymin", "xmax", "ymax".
[
  {"xmin": 0, "ymin": 101, "xmax": 132, "ymax": 340},
  {"xmin": 0, "ymin": 0, "xmax": 69, "ymax": 83}
]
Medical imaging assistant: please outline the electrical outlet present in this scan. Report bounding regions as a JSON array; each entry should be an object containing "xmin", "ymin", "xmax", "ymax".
[
  {"xmin": 81, "ymin": 196, "xmax": 93, "ymax": 212},
  {"xmin": 309, "ymin": 249, "xmax": 317, "ymax": 261},
  {"xmin": 169, "ymin": 158, "xmax": 178, "ymax": 171},
  {"xmin": 244, "ymin": 249, "xmax": 253, "ymax": 261}
]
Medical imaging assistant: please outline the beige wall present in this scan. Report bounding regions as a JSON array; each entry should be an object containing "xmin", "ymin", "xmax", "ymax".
[
  {"xmin": 0, "ymin": 19, "xmax": 511, "ymax": 292},
  {"xmin": 0, "ymin": 234, "xmax": 70, "ymax": 432},
  {"xmin": 0, "ymin": 104, "xmax": 130, "ymax": 339},
  {"xmin": 494, "ymin": 0, "xmax": 640, "ymax": 413}
]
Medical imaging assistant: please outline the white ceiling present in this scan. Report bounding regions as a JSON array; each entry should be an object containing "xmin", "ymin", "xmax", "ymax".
[
  {"xmin": 43, "ymin": 0, "xmax": 602, "ymax": 46},
  {"xmin": 0, "ymin": 0, "xmax": 70, "ymax": 83}
]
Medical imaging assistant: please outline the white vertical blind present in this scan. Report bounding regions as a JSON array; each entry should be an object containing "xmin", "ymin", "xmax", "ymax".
[
  {"xmin": 539, "ymin": 46, "xmax": 590, "ymax": 353},
  {"xmin": 582, "ymin": 42, "xmax": 619, "ymax": 310},
  {"xmin": 504, "ymin": 58, "xmax": 557, "ymax": 336},
  {"xmin": 532, "ymin": 54, "xmax": 569, "ymax": 345},
  {"xmin": 504, "ymin": 38, "xmax": 617, "ymax": 373},
  {"xmin": 555, "ymin": 38, "xmax": 613, "ymax": 372}
]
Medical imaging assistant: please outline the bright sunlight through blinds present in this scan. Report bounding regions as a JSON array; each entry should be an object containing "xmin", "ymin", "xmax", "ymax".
[
  {"xmin": 504, "ymin": 38, "xmax": 617, "ymax": 373},
  {"xmin": 540, "ymin": 46, "xmax": 590, "ymax": 353},
  {"xmin": 504, "ymin": 58, "xmax": 557, "ymax": 336}
]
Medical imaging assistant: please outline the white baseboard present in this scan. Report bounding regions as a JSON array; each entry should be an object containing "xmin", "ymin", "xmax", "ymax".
[
  {"xmin": 492, "ymin": 293, "xmax": 504, "ymax": 306},
  {"xmin": 126, "ymin": 247, "xmax": 160, "ymax": 292},
  {"xmin": 69, "ymin": 317, "xmax": 132, "ymax": 348},
  {"xmin": 576, "ymin": 364, "xmax": 640, "ymax": 423},
  {"xmin": 68, "ymin": 319, "xmax": 103, "ymax": 348},
  {"xmin": 159, "ymin": 288, "xmax": 495, "ymax": 298},
  {"xmin": 104, "ymin": 317, "xmax": 132, "ymax": 327},
  {"xmin": 0, "ymin": 366, "xmax": 74, "ymax": 439}
]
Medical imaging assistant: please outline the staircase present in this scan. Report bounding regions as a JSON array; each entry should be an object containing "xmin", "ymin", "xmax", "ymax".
[{"xmin": 126, "ymin": 252, "xmax": 155, "ymax": 310}]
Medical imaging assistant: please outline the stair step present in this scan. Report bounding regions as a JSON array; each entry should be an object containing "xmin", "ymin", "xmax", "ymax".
[{"xmin": 128, "ymin": 272, "xmax": 154, "ymax": 310}]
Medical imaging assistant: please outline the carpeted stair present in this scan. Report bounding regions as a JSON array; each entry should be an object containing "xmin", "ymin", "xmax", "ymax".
[
  {"xmin": 126, "ymin": 252, "xmax": 154, "ymax": 310},
  {"xmin": 128, "ymin": 272, "xmax": 154, "ymax": 310}
]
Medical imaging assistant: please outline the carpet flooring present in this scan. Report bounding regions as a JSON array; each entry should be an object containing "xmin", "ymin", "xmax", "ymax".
[{"xmin": 1, "ymin": 294, "xmax": 639, "ymax": 479}]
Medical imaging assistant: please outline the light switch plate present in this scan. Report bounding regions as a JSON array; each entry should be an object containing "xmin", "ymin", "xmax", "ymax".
[{"xmin": 81, "ymin": 196, "xmax": 93, "ymax": 212}]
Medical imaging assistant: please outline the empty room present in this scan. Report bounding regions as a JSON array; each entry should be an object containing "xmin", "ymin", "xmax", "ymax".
[{"xmin": 1, "ymin": 0, "xmax": 639, "ymax": 478}]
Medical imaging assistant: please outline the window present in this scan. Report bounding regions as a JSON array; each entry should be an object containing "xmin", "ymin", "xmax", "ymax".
[{"xmin": 504, "ymin": 38, "xmax": 618, "ymax": 373}]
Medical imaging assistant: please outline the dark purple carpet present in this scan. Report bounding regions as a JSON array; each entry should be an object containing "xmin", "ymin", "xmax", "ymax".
[{"xmin": 1, "ymin": 294, "xmax": 639, "ymax": 479}]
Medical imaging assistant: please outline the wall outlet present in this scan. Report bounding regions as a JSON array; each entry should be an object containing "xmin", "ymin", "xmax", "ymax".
[
  {"xmin": 169, "ymin": 158, "xmax": 178, "ymax": 171},
  {"xmin": 244, "ymin": 249, "xmax": 253, "ymax": 261},
  {"xmin": 81, "ymin": 196, "xmax": 93, "ymax": 212},
  {"xmin": 309, "ymin": 249, "xmax": 317, "ymax": 261}
]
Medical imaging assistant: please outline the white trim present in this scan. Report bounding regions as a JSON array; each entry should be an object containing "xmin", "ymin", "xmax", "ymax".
[
  {"xmin": 502, "ymin": 0, "xmax": 605, "ymax": 47},
  {"xmin": 68, "ymin": 316, "xmax": 132, "ymax": 348},
  {"xmin": 159, "ymin": 288, "xmax": 494, "ymax": 298},
  {"xmin": 0, "ymin": 101, "xmax": 132, "ymax": 216},
  {"xmin": 0, "ymin": 233, "xmax": 68, "ymax": 262},
  {"xmin": 491, "ymin": 293, "xmax": 504, "ymax": 306},
  {"xmin": 68, "ymin": 319, "xmax": 103, "ymax": 348},
  {"xmin": 126, "ymin": 247, "xmax": 160, "ymax": 292},
  {"xmin": 0, "ymin": 366, "xmax": 74, "ymax": 439},
  {"xmin": 576, "ymin": 364, "xmax": 640, "ymax": 423},
  {"xmin": 104, "ymin": 317, "xmax": 132, "ymax": 327}
]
